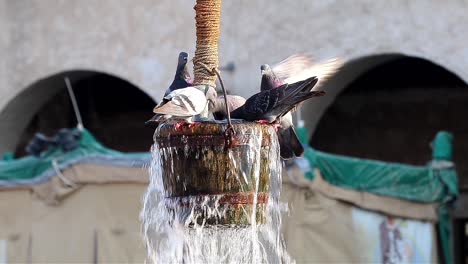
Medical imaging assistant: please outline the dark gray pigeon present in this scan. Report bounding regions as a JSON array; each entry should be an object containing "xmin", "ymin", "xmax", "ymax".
[
  {"xmin": 231, "ymin": 76, "xmax": 323, "ymax": 160},
  {"xmin": 164, "ymin": 52, "xmax": 192, "ymax": 97},
  {"xmin": 230, "ymin": 76, "xmax": 322, "ymax": 122},
  {"xmin": 146, "ymin": 52, "xmax": 192, "ymax": 125},
  {"xmin": 260, "ymin": 63, "xmax": 304, "ymax": 159},
  {"xmin": 259, "ymin": 55, "xmax": 342, "ymax": 159}
]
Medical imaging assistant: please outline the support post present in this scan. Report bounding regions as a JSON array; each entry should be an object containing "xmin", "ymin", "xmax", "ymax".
[{"xmin": 193, "ymin": 0, "xmax": 221, "ymax": 87}]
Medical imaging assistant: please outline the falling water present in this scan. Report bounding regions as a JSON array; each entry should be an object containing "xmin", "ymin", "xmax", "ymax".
[{"xmin": 141, "ymin": 123, "xmax": 292, "ymax": 263}]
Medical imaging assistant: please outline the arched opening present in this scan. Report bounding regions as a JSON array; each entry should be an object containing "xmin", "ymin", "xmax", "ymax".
[
  {"xmin": 0, "ymin": 71, "xmax": 156, "ymax": 157},
  {"xmin": 309, "ymin": 55, "xmax": 468, "ymax": 188}
]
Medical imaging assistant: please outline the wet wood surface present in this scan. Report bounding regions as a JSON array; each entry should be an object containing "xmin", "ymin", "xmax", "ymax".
[{"xmin": 155, "ymin": 121, "xmax": 277, "ymax": 226}]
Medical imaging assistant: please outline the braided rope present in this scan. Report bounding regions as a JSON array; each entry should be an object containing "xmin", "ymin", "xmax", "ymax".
[{"xmin": 193, "ymin": 0, "xmax": 221, "ymax": 87}]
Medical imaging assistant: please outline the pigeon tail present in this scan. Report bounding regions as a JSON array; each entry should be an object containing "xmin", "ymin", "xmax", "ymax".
[
  {"xmin": 145, "ymin": 113, "xmax": 169, "ymax": 127},
  {"xmin": 278, "ymin": 126, "xmax": 304, "ymax": 159},
  {"xmin": 276, "ymin": 77, "xmax": 322, "ymax": 117}
]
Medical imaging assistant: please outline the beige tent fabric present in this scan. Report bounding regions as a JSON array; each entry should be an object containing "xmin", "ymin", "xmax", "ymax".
[
  {"xmin": 0, "ymin": 183, "xmax": 148, "ymax": 263},
  {"xmin": 32, "ymin": 176, "xmax": 80, "ymax": 206},
  {"xmin": 285, "ymin": 164, "xmax": 438, "ymax": 221},
  {"xmin": 0, "ymin": 190, "xmax": 32, "ymax": 263},
  {"xmin": 30, "ymin": 184, "xmax": 147, "ymax": 263},
  {"xmin": 281, "ymin": 183, "xmax": 361, "ymax": 262},
  {"xmin": 32, "ymin": 164, "xmax": 149, "ymax": 205},
  {"xmin": 281, "ymin": 180, "xmax": 440, "ymax": 263},
  {"xmin": 0, "ymin": 164, "xmax": 149, "ymax": 263},
  {"xmin": 63, "ymin": 164, "xmax": 149, "ymax": 184}
]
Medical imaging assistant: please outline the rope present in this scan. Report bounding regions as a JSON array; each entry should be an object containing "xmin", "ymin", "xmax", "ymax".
[
  {"xmin": 212, "ymin": 69, "xmax": 232, "ymax": 128},
  {"xmin": 193, "ymin": 0, "xmax": 221, "ymax": 87},
  {"xmin": 65, "ymin": 77, "xmax": 84, "ymax": 131},
  {"xmin": 197, "ymin": 62, "xmax": 235, "ymax": 149},
  {"xmin": 52, "ymin": 159, "xmax": 77, "ymax": 188},
  {"xmin": 197, "ymin": 63, "xmax": 232, "ymax": 126}
]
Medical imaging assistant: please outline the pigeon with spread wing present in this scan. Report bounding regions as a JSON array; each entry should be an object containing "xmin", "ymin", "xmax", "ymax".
[
  {"xmin": 260, "ymin": 54, "xmax": 343, "ymax": 159},
  {"xmin": 230, "ymin": 76, "xmax": 323, "ymax": 123}
]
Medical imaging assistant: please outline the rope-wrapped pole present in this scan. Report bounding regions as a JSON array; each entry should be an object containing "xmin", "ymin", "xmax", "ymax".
[{"xmin": 193, "ymin": 0, "xmax": 221, "ymax": 87}]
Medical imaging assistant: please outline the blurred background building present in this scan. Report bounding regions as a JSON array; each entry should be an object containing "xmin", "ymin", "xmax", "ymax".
[{"xmin": 0, "ymin": 0, "xmax": 468, "ymax": 262}]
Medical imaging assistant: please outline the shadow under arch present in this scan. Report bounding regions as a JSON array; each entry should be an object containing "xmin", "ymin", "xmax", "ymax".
[
  {"xmin": 303, "ymin": 53, "xmax": 468, "ymax": 187},
  {"xmin": 302, "ymin": 53, "xmax": 408, "ymax": 135},
  {"xmin": 0, "ymin": 70, "xmax": 157, "ymax": 156}
]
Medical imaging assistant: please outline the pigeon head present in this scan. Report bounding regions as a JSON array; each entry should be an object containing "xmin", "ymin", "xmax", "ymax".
[
  {"xmin": 178, "ymin": 52, "xmax": 189, "ymax": 66},
  {"xmin": 175, "ymin": 52, "xmax": 192, "ymax": 85},
  {"xmin": 260, "ymin": 64, "xmax": 282, "ymax": 91},
  {"xmin": 260, "ymin": 64, "xmax": 271, "ymax": 75}
]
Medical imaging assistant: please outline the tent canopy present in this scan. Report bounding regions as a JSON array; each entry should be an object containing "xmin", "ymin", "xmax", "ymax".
[
  {"xmin": 0, "ymin": 129, "xmax": 150, "ymax": 187},
  {"xmin": 297, "ymin": 129, "xmax": 457, "ymax": 264}
]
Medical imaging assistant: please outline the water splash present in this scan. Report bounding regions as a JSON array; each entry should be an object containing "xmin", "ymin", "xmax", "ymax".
[{"xmin": 141, "ymin": 124, "xmax": 292, "ymax": 263}]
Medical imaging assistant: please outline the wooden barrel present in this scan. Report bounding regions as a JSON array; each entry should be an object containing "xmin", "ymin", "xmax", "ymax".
[{"xmin": 154, "ymin": 121, "xmax": 276, "ymax": 226}]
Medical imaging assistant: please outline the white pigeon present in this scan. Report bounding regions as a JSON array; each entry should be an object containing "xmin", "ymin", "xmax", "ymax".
[{"xmin": 152, "ymin": 86, "xmax": 216, "ymax": 123}]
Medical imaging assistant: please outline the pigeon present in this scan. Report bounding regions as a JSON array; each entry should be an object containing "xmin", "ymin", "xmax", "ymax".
[
  {"xmin": 165, "ymin": 52, "xmax": 192, "ymax": 96},
  {"xmin": 230, "ymin": 76, "xmax": 323, "ymax": 123},
  {"xmin": 232, "ymin": 75, "xmax": 322, "ymax": 159},
  {"xmin": 260, "ymin": 55, "xmax": 343, "ymax": 159},
  {"xmin": 276, "ymin": 110, "xmax": 304, "ymax": 159},
  {"xmin": 151, "ymin": 85, "xmax": 217, "ymax": 124},
  {"xmin": 212, "ymin": 95, "xmax": 246, "ymax": 120},
  {"xmin": 146, "ymin": 52, "xmax": 193, "ymax": 125},
  {"xmin": 261, "ymin": 64, "xmax": 305, "ymax": 158}
]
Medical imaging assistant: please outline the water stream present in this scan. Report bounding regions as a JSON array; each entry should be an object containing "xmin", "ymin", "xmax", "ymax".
[{"xmin": 141, "ymin": 124, "xmax": 292, "ymax": 263}]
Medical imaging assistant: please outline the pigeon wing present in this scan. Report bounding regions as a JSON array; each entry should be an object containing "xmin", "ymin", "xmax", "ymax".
[
  {"xmin": 243, "ymin": 88, "xmax": 282, "ymax": 118},
  {"xmin": 272, "ymin": 54, "xmax": 315, "ymax": 83},
  {"xmin": 270, "ymin": 77, "xmax": 321, "ymax": 117},
  {"xmin": 284, "ymin": 57, "xmax": 344, "ymax": 90},
  {"xmin": 154, "ymin": 87, "xmax": 206, "ymax": 116}
]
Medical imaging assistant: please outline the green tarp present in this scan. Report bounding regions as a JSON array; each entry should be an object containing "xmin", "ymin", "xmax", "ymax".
[
  {"xmin": 304, "ymin": 147, "xmax": 458, "ymax": 203},
  {"xmin": 0, "ymin": 129, "xmax": 150, "ymax": 185}
]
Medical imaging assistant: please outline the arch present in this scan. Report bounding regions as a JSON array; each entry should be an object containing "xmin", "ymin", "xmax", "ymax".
[
  {"xmin": 306, "ymin": 53, "xmax": 468, "ymax": 143},
  {"xmin": 0, "ymin": 70, "xmax": 157, "ymax": 156},
  {"xmin": 302, "ymin": 53, "xmax": 468, "ymax": 136},
  {"xmin": 304, "ymin": 54, "xmax": 468, "ymax": 187}
]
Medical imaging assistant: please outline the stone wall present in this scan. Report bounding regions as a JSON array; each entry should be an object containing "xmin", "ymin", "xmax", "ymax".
[{"xmin": 1, "ymin": 0, "xmax": 468, "ymax": 156}]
